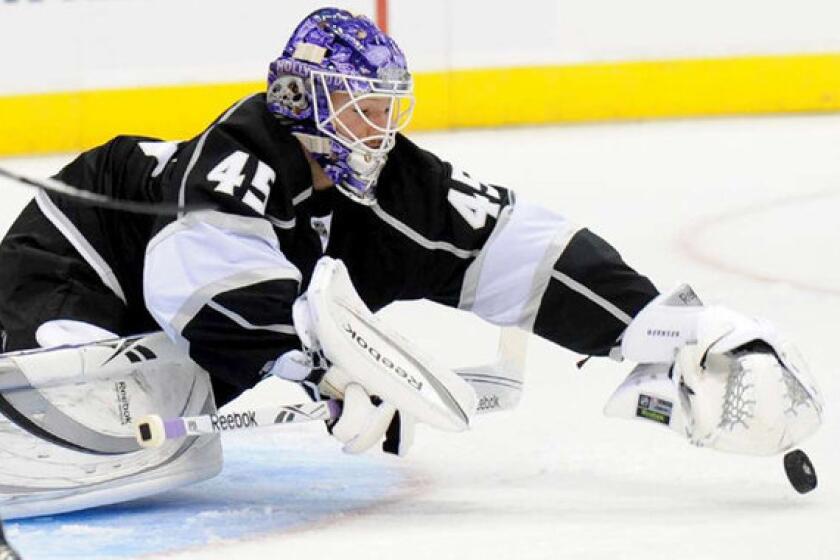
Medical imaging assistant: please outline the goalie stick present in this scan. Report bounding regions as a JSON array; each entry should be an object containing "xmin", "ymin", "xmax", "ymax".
[
  {"xmin": 136, "ymin": 377, "xmax": 513, "ymax": 447},
  {"xmin": 136, "ymin": 327, "xmax": 529, "ymax": 447},
  {"xmin": 136, "ymin": 400, "xmax": 342, "ymax": 447},
  {"xmin": 0, "ymin": 166, "xmax": 214, "ymax": 216}
]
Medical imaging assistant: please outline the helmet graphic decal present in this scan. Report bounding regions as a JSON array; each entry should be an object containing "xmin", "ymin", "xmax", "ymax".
[{"xmin": 266, "ymin": 8, "xmax": 414, "ymax": 205}]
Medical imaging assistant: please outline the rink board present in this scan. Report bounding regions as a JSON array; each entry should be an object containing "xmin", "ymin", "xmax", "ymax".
[{"xmin": 3, "ymin": 53, "xmax": 840, "ymax": 156}]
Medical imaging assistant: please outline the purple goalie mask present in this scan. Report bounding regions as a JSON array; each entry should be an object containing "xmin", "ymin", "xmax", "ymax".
[{"xmin": 267, "ymin": 8, "xmax": 414, "ymax": 205}]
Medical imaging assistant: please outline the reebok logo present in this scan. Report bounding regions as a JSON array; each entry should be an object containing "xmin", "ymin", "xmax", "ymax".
[
  {"xmin": 477, "ymin": 394, "xmax": 500, "ymax": 411},
  {"xmin": 343, "ymin": 322, "xmax": 424, "ymax": 391},
  {"xmin": 114, "ymin": 381, "xmax": 132, "ymax": 425},
  {"xmin": 210, "ymin": 411, "xmax": 258, "ymax": 432},
  {"xmin": 124, "ymin": 344, "xmax": 157, "ymax": 364}
]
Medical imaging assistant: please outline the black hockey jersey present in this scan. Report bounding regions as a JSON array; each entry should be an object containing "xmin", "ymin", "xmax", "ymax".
[{"xmin": 4, "ymin": 93, "xmax": 659, "ymax": 404}]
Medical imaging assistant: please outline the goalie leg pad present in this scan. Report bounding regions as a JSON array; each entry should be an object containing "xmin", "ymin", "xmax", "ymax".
[{"xmin": 0, "ymin": 332, "xmax": 222, "ymax": 518}]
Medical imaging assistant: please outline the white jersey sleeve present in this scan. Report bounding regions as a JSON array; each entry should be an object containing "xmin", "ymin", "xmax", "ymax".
[
  {"xmin": 144, "ymin": 211, "xmax": 303, "ymax": 394},
  {"xmin": 456, "ymin": 194, "xmax": 658, "ymax": 356}
]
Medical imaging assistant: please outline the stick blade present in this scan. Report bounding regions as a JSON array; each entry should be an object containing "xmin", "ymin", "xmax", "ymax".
[{"xmin": 455, "ymin": 327, "xmax": 528, "ymax": 414}]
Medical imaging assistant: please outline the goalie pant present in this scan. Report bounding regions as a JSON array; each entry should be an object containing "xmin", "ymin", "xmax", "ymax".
[{"xmin": 0, "ymin": 93, "xmax": 659, "ymax": 409}]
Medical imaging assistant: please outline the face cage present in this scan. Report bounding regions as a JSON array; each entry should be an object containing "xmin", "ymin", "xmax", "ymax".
[{"xmin": 310, "ymin": 70, "xmax": 415, "ymax": 203}]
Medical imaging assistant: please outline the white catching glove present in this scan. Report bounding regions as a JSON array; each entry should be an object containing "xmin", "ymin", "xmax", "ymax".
[
  {"xmin": 270, "ymin": 349, "xmax": 416, "ymax": 456},
  {"xmin": 673, "ymin": 306, "xmax": 823, "ymax": 455},
  {"xmin": 605, "ymin": 286, "xmax": 824, "ymax": 456}
]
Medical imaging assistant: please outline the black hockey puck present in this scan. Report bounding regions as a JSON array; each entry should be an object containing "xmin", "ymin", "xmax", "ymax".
[{"xmin": 784, "ymin": 449, "xmax": 817, "ymax": 494}]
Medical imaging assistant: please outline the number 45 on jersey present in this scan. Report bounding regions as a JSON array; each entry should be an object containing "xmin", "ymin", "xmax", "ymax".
[
  {"xmin": 207, "ymin": 151, "xmax": 276, "ymax": 215},
  {"xmin": 448, "ymin": 168, "xmax": 503, "ymax": 229}
]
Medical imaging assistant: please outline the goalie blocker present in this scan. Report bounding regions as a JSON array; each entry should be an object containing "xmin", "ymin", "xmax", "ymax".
[{"xmin": 282, "ymin": 257, "xmax": 478, "ymax": 455}]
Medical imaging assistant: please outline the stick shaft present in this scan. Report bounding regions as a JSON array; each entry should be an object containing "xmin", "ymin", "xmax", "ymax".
[
  {"xmin": 135, "ymin": 400, "xmax": 341, "ymax": 447},
  {"xmin": 178, "ymin": 400, "xmax": 340, "ymax": 436},
  {"xmin": 177, "ymin": 384, "xmax": 513, "ymax": 438},
  {"xmin": 0, "ymin": 166, "xmax": 214, "ymax": 216},
  {"xmin": 137, "ymin": 371, "xmax": 519, "ymax": 447}
]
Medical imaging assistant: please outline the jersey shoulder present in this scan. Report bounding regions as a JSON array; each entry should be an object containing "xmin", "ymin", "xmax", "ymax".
[
  {"xmin": 167, "ymin": 94, "xmax": 312, "ymax": 220},
  {"xmin": 376, "ymin": 134, "xmax": 514, "ymax": 239},
  {"xmin": 380, "ymin": 134, "xmax": 449, "ymax": 193}
]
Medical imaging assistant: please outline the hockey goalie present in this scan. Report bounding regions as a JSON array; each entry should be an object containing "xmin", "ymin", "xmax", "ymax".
[
  {"xmin": 0, "ymin": 258, "xmax": 478, "ymax": 519},
  {"xmin": 0, "ymin": 7, "xmax": 824, "ymax": 520}
]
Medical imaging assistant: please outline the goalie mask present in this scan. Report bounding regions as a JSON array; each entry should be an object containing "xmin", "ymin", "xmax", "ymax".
[{"xmin": 267, "ymin": 8, "xmax": 414, "ymax": 205}]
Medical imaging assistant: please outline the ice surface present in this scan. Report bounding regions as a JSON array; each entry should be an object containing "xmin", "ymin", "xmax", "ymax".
[
  {"xmin": 2, "ymin": 421, "xmax": 408, "ymax": 559},
  {"xmin": 1, "ymin": 113, "xmax": 839, "ymax": 559}
]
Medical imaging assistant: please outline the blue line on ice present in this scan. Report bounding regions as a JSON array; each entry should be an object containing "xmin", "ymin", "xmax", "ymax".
[{"xmin": 5, "ymin": 434, "xmax": 405, "ymax": 559}]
